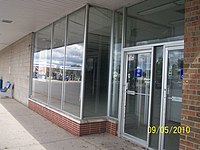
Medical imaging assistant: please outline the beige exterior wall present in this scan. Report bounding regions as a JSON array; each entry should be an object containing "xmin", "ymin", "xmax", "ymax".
[{"xmin": 0, "ymin": 33, "xmax": 33, "ymax": 105}]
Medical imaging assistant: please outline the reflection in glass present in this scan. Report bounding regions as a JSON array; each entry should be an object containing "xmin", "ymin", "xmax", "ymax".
[
  {"xmin": 32, "ymin": 26, "xmax": 52, "ymax": 103},
  {"xmin": 110, "ymin": 10, "xmax": 123, "ymax": 118},
  {"xmin": 126, "ymin": 0, "xmax": 184, "ymax": 47},
  {"xmin": 49, "ymin": 17, "xmax": 66, "ymax": 109},
  {"xmin": 63, "ymin": 8, "xmax": 85, "ymax": 117},
  {"xmin": 124, "ymin": 53, "xmax": 151, "ymax": 141},
  {"xmin": 83, "ymin": 6, "xmax": 112, "ymax": 117},
  {"xmin": 164, "ymin": 49, "xmax": 184, "ymax": 150}
]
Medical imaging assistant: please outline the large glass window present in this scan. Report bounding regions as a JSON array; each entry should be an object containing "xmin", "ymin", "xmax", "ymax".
[
  {"xmin": 32, "ymin": 5, "xmax": 112, "ymax": 119},
  {"xmin": 32, "ymin": 6, "xmax": 85, "ymax": 118},
  {"xmin": 63, "ymin": 8, "xmax": 85, "ymax": 117},
  {"xmin": 126, "ymin": 0, "xmax": 184, "ymax": 47},
  {"xmin": 32, "ymin": 25, "xmax": 52, "ymax": 103},
  {"xmin": 49, "ymin": 17, "xmax": 66, "ymax": 109},
  {"xmin": 83, "ymin": 6, "xmax": 112, "ymax": 117}
]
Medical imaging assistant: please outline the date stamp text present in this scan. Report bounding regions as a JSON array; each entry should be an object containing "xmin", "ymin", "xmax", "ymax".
[{"xmin": 148, "ymin": 126, "xmax": 190, "ymax": 134}]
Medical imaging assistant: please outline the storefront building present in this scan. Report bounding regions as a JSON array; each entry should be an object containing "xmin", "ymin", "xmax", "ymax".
[{"xmin": 0, "ymin": 0, "xmax": 199, "ymax": 150}]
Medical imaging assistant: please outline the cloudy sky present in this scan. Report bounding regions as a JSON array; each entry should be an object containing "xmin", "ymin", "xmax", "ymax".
[{"xmin": 34, "ymin": 43, "xmax": 83, "ymax": 68}]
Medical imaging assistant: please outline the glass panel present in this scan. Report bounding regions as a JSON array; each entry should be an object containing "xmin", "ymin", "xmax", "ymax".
[
  {"xmin": 50, "ymin": 17, "xmax": 65, "ymax": 109},
  {"xmin": 32, "ymin": 25, "xmax": 52, "ymax": 103},
  {"xmin": 63, "ymin": 7, "xmax": 85, "ymax": 117},
  {"xmin": 124, "ymin": 53, "xmax": 151, "ymax": 141},
  {"xmin": 126, "ymin": 0, "xmax": 184, "ymax": 47},
  {"xmin": 83, "ymin": 6, "xmax": 112, "ymax": 117},
  {"xmin": 149, "ymin": 46, "xmax": 163, "ymax": 149},
  {"xmin": 110, "ymin": 10, "xmax": 123, "ymax": 118},
  {"xmin": 164, "ymin": 49, "xmax": 184, "ymax": 150}
]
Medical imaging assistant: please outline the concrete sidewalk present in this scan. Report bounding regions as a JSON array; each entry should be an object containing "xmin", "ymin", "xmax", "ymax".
[{"xmin": 0, "ymin": 98, "xmax": 145, "ymax": 150}]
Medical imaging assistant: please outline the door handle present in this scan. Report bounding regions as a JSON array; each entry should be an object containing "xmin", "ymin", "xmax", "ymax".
[{"xmin": 126, "ymin": 90, "xmax": 136, "ymax": 95}]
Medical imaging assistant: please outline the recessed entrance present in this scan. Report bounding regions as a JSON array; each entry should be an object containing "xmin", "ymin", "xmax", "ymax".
[{"xmin": 120, "ymin": 41, "xmax": 184, "ymax": 150}]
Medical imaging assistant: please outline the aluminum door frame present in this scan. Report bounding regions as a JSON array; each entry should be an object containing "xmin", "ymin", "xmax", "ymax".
[
  {"xmin": 120, "ymin": 45, "xmax": 154, "ymax": 147},
  {"xmin": 159, "ymin": 44, "xmax": 184, "ymax": 150},
  {"xmin": 118, "ymin": 40, "xmax": 184, "ymax": 149}
]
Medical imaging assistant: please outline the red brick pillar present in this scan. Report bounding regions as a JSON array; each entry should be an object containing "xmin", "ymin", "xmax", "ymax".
[{"xmin": 180, "ymin": 0, "xmax": 200, "ymax": 149}]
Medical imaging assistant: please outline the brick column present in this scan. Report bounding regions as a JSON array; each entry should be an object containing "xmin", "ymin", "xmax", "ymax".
[{"xmin": 180, "ymin": 0, "xmax": 200, "ymax": 149}]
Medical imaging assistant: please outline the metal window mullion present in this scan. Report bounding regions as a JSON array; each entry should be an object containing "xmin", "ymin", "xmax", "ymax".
[
  {"xmin": 158, "ymin": 46, "xmax": 168, "ymax": 150},
  {"xmin": 107, "ymin": 10, "xmax": 115, "ymax": 117},
  {"xmin": 29, "ymin": 33, "xmax": 36, "ymax": 98},
  {"xmin": 147, "ymin": 48, "xmax": 154, "ymax": 148},
  {"xmin": 80, "ymin": 4, "xmax": 89, "ymax": 119},
  {"xmin": 121, "ymin": 52, "xmax": 128, "ymax": 135},
  {"xmin": 48, "ymin": 23, "xmax": 54, "ymax": 105},
  {"xmin": 61, "ymin": 16, "xmax": 68, "ymax": 110},
  {"xmin": 118, "ymin": 7, "xmax": 126, "ymax": 137},
  {"xmin": 122, "ymin": 8, "xmax": 126, "ymax": 48}
]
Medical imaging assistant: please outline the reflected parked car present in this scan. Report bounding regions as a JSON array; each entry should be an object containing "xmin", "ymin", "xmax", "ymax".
[
  {"xmin": 38, "ymin": 74, "xmax": 46, "ymax": 79},
  {"xmin": 65, "ymin": 75, "xmax": 69, "ymax": 81},
  {"xmin": 32, "ymin": 72, "xmax": 37, "ymax": 78}
]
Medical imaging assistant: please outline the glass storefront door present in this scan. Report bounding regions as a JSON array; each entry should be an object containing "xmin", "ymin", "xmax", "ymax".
[
  {"xmin": 123, "ymin": 48, "xmax": 153, "ymax": 146},
  {"xmin": 121, "ymin": 42, "xmax": 184, "ymax": 150},
  {"xmin": 162, "ymin": 47, "xmax": 184, "ymax": 150}
]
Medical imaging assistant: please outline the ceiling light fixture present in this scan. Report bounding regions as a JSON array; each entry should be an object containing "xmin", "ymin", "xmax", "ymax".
[{"xmin": 2, "ymin": 19, "xmax": 13, "ymax": 23}]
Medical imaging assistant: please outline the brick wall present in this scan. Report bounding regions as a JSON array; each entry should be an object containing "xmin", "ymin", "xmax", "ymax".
[
  {"xmin": 106, "ymin": 121, "xmax": 118, "ymax": 136},
  {"xmin": 28, "ymin": 99, "xmax": 118, "ymax": 136},
  {"xmin": 180, "ymin": 0, "xmax": 200, "ymax": 149},
  {"xmin": 0, "ymin": 34, "xmax": 32, "ymax": 105}
]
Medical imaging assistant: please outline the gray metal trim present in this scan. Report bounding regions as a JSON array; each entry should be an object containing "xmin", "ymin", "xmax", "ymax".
[
  {"xmin": 29, "ymin": 33, "xmax": 35, "ymax": 98},
  {"xmin": 80, "ymin": 4, "xmax": 89, "ymax": 119},
  {"xmin": 118, "ymin": 7, "xmax": 126, "ymax": 137},
  {"xmin": 157, "ymin": 45, "xmax": 165, "ymax": 150},
  {"xmin": 47, "ymin": 23, "xmax": 54, "ymax": 105},
  {"xmin": 123, "ymin": 40, "xmax": 184, "ymax": 52},
  {"xmin": 107, "ymin": 10, "xmax": 115, "ymax": 117},
  {"xmin": 121, "ymin": 52, "xmax": 128, "ymax": 135},
  {"xmin": 126, "ymin": 49, "xmax": 152, "ymax": 54},
  {"xmin": 122, "ymin": 8, "xmax": 126, "ymax": 48},
  {"xmin": 147, "ymin": 47, "xmax": 154, "ymax": 147},
  {"xmin": 159, "ymin": 45, "xmax": 168, "ymax": 150},
  {"xmin": 61, "ymin": 16, "xmax": 68, "ymax": 110}
]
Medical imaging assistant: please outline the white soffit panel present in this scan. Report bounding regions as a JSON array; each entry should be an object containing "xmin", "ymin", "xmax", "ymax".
[{"xmin": 0, "ymin": 0, "xmax": 141, "ymax": 51}]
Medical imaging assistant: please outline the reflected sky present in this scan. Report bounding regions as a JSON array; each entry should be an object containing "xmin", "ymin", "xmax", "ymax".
[{"xmin": 34, "ymin": 43, "xmax": 83, "ymax": 68}]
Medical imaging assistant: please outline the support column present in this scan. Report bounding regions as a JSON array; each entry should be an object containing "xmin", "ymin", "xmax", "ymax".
[{"xmin": 180, "ymin": 0, "xmax": 200, "ymax": 149}]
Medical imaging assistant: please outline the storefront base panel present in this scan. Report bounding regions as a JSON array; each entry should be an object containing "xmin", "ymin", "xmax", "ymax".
[
  {"xmin": 28, "ymin": 99, "xmax": 118, "ymax": 136},
  {"xmin": 106, "ymin": 120, "xmax": 118, "ymax": 136}
]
